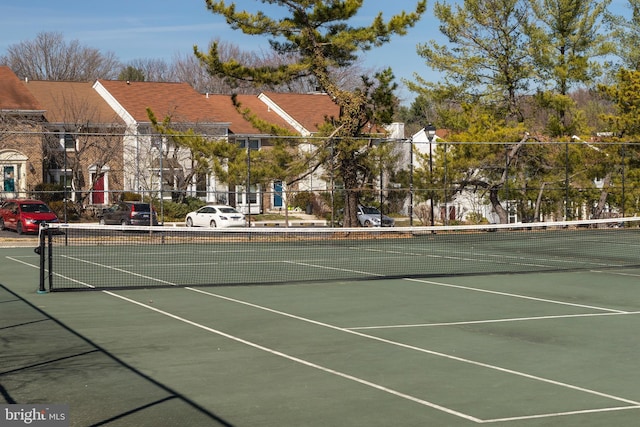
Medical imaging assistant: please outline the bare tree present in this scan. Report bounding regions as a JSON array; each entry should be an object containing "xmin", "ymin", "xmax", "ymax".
[
  {"xmin": 174, "ymin": 39, "xmax": 274, "ymax": 94},
  {"xmin": 172, "ymin": 38, "xmax": 370, "ymax": 95},
  {"xmin": 1, "ymin": 32, "xmax": 121, "ymax": 81},
  {"xmin": 171, "ymin": 51, "xmax": 235, "ymax": 94},
  {"xmin": 122, "ymin": 58, "xmax": 174, "ymax": 82},
  {"xmin": 39, "ymin": 89, "xmax": 125, "ymax": 211}
]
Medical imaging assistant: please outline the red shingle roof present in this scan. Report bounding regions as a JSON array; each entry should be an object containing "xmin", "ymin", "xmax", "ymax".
[
  {"xmin": 23, "ymin": 80, "xmax": 124, "ymax": 126},
  {"xmin": 96, "ymin": 80, "xmax": 220, "ymax": 124},
  {"xmin": 203, "ymin": 93, "xmax": 302, "ymax": 135},
  {"xmin": 0, "ymin": 66, "xmax": 44, "ymax": 112},
  {"xmin": 260, "ymin": 92, "xmax": 339, "ymax": 133},
  {"xmin": 202, "ymin": 94, "xmax": 261, "ymax": 135},
  {"xmin": 234, "ymin": 94, "xmax": 298, "ymax": 134}
]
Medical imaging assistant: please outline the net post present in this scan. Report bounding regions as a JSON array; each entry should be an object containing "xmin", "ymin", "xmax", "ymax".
[
  {"xmin": 48, "ymin": 226, "xmax": 53, "ymax": 291},
  {"xmin": 36, "ymin": 224, "xmax": 47, "ymax": 294}
]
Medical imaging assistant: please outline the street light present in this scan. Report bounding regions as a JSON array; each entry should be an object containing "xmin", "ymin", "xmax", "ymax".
[
  {"xmin": 371, "ymin": 138, "xmax": 384, "ymax": 225},
  {"xmin": 60, "ymin": 133, "xmax": 75, "ymax": 224},
  {"xmin": 425, "ymin": 123, "xmax": 437, "ymax": 226},
  {"xmin": 408, "ymin": 136, "xmax": 414, "ymax": 226}
]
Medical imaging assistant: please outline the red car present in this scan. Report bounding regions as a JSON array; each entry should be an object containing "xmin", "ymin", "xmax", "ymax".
[{"xmin": 0, "ymin": 199, "xmax": 59, "ymax": 234}]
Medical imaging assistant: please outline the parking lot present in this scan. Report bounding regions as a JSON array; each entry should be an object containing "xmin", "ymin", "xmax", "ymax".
[{"xmin": 0, "ymin": 228, "xmax": 38, "ymax": 240}]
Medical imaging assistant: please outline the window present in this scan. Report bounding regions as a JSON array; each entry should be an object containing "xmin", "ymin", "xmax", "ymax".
[
  {"xmin": 48, "ymin": 169, "xmax": 73, "ymax": 200},
  {"xmin": 238, "ymin": 139, "xmax": 260, "ymax": 151},
  {"xmin": 236, "ymin": 184, "xmax": 259, "ymax": 205},
  {"xmin": 62, "ymin": 133, "xmax": 76, "ymax": 151}
]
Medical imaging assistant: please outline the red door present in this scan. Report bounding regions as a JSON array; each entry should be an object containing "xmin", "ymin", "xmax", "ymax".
[{"xmin": 92, "ymin": 174, "xmax": 105, "ymax": 204}]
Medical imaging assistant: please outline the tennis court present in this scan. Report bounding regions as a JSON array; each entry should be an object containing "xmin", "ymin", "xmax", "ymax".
[{"xmin": 3, "ymin": 220, "xmax": 640, "ymax": 426}]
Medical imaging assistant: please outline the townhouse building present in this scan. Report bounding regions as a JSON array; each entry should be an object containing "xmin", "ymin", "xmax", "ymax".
[{"xmin": 1, "ymin": 66, "xmax": 355, "ymax": 216}]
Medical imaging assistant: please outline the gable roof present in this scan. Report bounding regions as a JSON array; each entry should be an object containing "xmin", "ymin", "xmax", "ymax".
[
  {"xmin": 23, "ymin": 80, "xmax": 124, "ymax": 127},
  {"xmin": 95, "ymin": 80, "xmax": 222, "ymax": 125},
  {"xmin": 234, "ymin": 94, "xmax": 299, "ymax": 134},
  {"xmin": 258, "ymin": 92, "xmax": 339, "ymax": 134},
  {"xmin": 203, "ymin": 93, "xmax": 307, "ymax": 136},
  {"xmin": 0, "ymin": 66, "xmax": 44, "ymax": 113},
  {"xmin": 203, "ymin": 94, "xmax": 262, "ymax": 135}
]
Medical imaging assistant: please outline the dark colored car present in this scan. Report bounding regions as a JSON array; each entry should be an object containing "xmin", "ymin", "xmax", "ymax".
[
  {"xmin": 0, "ymin": 199, "xmax": 59, "ymax": 234},
  {"xmin": 99, "ymin": 201, "xmax": 159, "ymax": 226}
]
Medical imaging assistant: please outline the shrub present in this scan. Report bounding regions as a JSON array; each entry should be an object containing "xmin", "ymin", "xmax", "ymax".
[
  {"xmin": 121, "ymin": 192, "xmax": 143, "ymax": 202},
  {"xmin": 152, "ymin": 197, "xmax": 206, "ymax": 222},
  {"xmin": 290, "ymin": 191, "xmax": 314, "ymax": 210},
  {"xmin": 465, "ymin": 212, "xmax": 488, "ymax": 224},
  {"xmin": 32, "ymin": 183, "xmax": 64, "ymax": 203},
  {"xmin": 48, "ymin": 200, "xmax": 81, "ymax": 221}
]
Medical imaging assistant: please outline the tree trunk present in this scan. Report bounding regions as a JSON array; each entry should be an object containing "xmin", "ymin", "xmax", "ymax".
[
  {"xmin": 489, "ymin": 186, "xmax": 508, "ymax": 224},
  {"xmin": 591, "ymin": 172, "xmax": 612, "ymax": 219},
  {"xmin": 534, "ymin": 182, "xmax": 546, "ymax": 222},
  {"xmin": 341, "ymin": 156, "xmax": 360, "ymax": 227}
]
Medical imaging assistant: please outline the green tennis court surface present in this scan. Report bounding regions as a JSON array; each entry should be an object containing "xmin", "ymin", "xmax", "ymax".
[{"xmin": 3, "ymin": 224, "xmax": 640, "ymax": 426}]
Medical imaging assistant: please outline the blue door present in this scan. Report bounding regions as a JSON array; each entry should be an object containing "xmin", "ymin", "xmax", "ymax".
[
  {"xmin": 3, "ymin": 166, "xmax": 15, "ymax": 191},
  {"xmin": 274, "ymin": 180, "xmax": 283, "ymax": 208}
]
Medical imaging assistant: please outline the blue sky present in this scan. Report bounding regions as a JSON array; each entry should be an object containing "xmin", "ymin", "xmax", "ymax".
[{"xmin": 0, "ymin": 0, "xmax": 633, "ymax": 105}]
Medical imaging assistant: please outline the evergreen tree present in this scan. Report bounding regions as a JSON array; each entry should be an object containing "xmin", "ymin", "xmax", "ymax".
[
  {"xmin": 606, "ymin": 0, "xmax": 640, "ymax": 71},
  {"xmin": 599, "ymin": 68, "xmax": 640, "ymax": 137},
  {"xmin": 528, "ymin": 0, "xmax": 614, "ymax": 135},
  {"xmin": 414, "ymin": 0, "xmax": 533, "ymax": 123},
  {"xmin": 194, "ymin": 0, "xmax": 426, "ymax": 226},
  {"xmin": 118, "ymin": 66, "xmax": 145, "ymax": 82}
]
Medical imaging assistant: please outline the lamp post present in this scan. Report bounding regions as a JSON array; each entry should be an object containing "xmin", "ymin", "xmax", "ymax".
[
  {"xmin": 60, "ymin": 133, "xmax": 75, "ymax": 224},
  {"xmin": 565, "ymin": 141, "xmax": 569, "ymax": 220},
  {"xmin": 158, "ymin": 137, "xmax": 165, "ymax": 225},
  {"xmin": 443, "ymin": 141, "xmax": 448, "ymax": 225},
  {"xmin": 371, "ymin": 138, "xmax": 384, "ymax": 225},
  {"xmin": 408, "ymin": 137, "xmax": 414, "ymax": 226},
  {"xmin": 329, "ymin": 140, "xmax": 335, "ymax": 227},
  {"xmin": 246, "ymin": 141, "xmax": 251, "ymax": 222},
  {"xmin": 379, "ymin": 153, "xmax": 383, "ymax": 225},
  {"xmin": 425, "ymin": 123, "xmax": 437, "ymax": 226}
]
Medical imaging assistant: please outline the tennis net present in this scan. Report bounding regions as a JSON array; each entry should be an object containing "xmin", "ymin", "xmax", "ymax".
[{"xmin": 38, "ymin": 217, "xmax": 640, "ymax": 292}]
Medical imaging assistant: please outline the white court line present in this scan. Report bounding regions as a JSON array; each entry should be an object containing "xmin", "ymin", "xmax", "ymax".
[
  {"xmin": 348, "ymin": 311, "xmax": 640, "ymax": 330},
  {"xmin": 6, "ymin": 256, "xmax": 38, "ymax": 266},
  {"xmin": 591, "ymin": 269, "xmax": 640, "ymax": 278},
  {"xmin": 3, "ymin": 255, "xmax": 480, "ymax": 421},
  {"xmin": 184, "ymin": 287, "xmax": 640, "ymax": 409},
  {"xmin": 483, "ymin": 404, "xmax": 640, "ymax": 423},
  {"xmin": 5, "ymin": 256, "xmax": 47, "ymax": 281},
  {"xmin": 102, "ymin": 290, "xmax": 483, "ymax": 424},
  {"xmin": 60, "ymin": 255, "xmax": 177, "ymax": 286},
  {"xmin": 8, "ymin": 255, "xmax": 640, "ymax": 422},
  {"xmin": 283, "ymin": 260, "xmax": 381, "ymax": 277},
  {"xmin": 403, "ymin": 277, "xmax": 629, "ymax": 314}
]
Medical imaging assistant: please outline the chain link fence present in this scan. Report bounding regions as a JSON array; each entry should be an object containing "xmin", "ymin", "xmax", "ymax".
[{"xmin": 2, "ymin": 140, "xmax": 638, "ymax": 226}]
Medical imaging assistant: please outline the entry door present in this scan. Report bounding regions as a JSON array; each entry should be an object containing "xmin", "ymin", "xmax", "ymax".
[
  {"xmin": 273, "ymin": 180, "xmax": 283, "ymax": 209},
  {"xmin": 92, "ymin": 174, "xmax": 105, "ymax": 204},
  {"xmin": 3, "ymin": 166, "xmax": 15, "ymax": 191}
]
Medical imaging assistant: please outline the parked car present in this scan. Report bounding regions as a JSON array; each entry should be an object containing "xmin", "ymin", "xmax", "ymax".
[
  {"xmin": 99, "ymin": 201, "xmax": 159, "ymax": 226},
  {"xmin": 0, "ymin": 199, "xmax": 59, "ymax": 234},
  {"xmin": 357, "ymin": 205, "xmax": 395, "ymax": 227},
  {"xmin": 185, "ymin": 205, "xmax": 246, "ymax": 228}
]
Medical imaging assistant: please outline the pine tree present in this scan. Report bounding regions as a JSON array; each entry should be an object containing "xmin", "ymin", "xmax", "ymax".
[
  {"xmin": 528, "ymin": 0, "xmax": 613, "ymax": 135},
  {"xmin": 414, "ymin": 0, "xmax": 533, "ymax": 123},
  {"xmin": 195, "ymin": 0, "xmax": 426, "ymax": 226}
]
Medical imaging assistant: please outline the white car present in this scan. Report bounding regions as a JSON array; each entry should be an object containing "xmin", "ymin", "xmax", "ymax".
[
  {"xmin": 357, "ymin": 205, "xmax": 395, "ymax": 227},
  {"xmin": 185, "ymin": 205, "xmax": 246, "ymax": 228}
]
